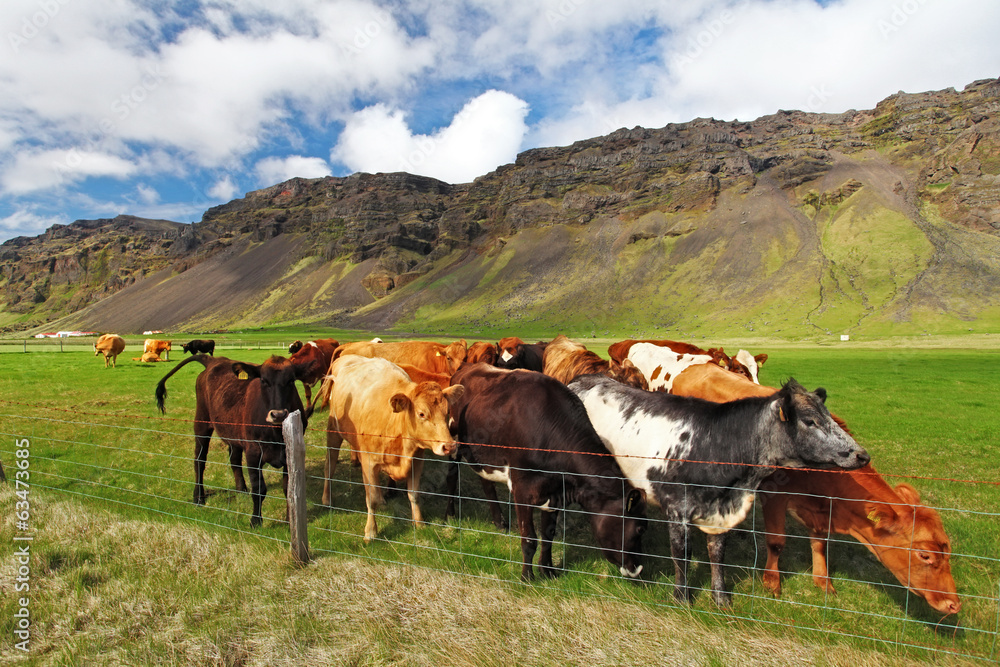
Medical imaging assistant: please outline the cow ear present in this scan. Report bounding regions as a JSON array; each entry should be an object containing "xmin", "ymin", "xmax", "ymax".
[
  {"xmin": 232, "ymin": 362, "xmax": 261, "ymax": 381},
  {"xmin": 864, "ymin": 502, "xmax": 897, "ymax": 529},
  {"xmin": 755, "ymin": 353, "xmax": 768, "ymax": 367},
  {"xmin": 894, "ymin": 483, "xmax": 921, "ymax": 506},
  {"xmin": 443, "ymin": 384, "xmax": 465, "ymax": 403},
  {"xmin": 814, "ymin": 387, "xmax": 828, "ymax": 403},
  {"xmin": 626, "ymin": 488, "xmax": 645, "ymax": 515},
  {"xmin": 390, "ymin": 393, "xmax": 412, "ymax": 413}
]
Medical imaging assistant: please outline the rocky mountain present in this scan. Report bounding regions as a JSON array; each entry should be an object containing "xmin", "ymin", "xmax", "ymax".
[{"xmin": 2, "ymin": 77, "xmax": 999, "ymax": 338}]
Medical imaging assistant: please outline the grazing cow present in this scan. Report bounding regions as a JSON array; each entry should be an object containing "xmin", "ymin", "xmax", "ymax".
[
  {"xmin": 495, "ymin": 337, "xmax": 547, "ymax": 372},
  {"xmin": 448, "ymin": 364, "xmax": 647, "ymax": 581},
  {"xmin": 466, "ymin": 341, "xmax": 498, "ymax": 365},
  {"xmin": 287, "ymin": 338, "xmax": 339, "ymax": 412},
  {"xmin": 144, "ymin": 338, "xmax": 172, "ymax": 362},
  {"xmin": 543, "ymin": 334, "xmax": 648, "ymax": 389},
  {"xmin": 671, "ymin": 363, "xmax": 960, "ymax": 615},
  {"xmin": 155, "ymin": 354, "xmax": 310, "ymax": 527},
  {"xmin": 569, "ymin": 374, "xmax": 869, "ymax": 606},
  {"xmin": 181, "ymin": 339, "xmax": 216, "ymax": 356},
  {"xmin": 317, "ymin": 355, "xmax": 465, "ymax": 542},
  {"xmin": 94, "ymin": 334, "xmax": 126, "ymax": 368},
  {"xmin": 333, "ymin": 339, "xmax": 467, "ymax": 376}
]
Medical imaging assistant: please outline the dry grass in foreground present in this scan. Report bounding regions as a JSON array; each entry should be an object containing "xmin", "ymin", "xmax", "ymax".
[{"xmin": 0, "ymin": 486, "xmax": 976, "ymax": 667}]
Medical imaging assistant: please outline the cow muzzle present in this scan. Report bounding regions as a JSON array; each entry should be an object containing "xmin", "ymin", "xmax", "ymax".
[
  {"xmin": 435, "ymin": 440, "xmax": 457, "ymax": 457},
  {"xmin": 266, "ymin": 409, "xmax": 289, "ymax": 424}
]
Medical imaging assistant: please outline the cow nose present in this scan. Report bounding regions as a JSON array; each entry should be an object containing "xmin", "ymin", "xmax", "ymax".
[{"xmin": 266, "ymin": 409, "xmax": 289, "ymax": 424}]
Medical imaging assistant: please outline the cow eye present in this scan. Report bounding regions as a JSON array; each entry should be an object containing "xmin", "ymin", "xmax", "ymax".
[
  {"xmin": 802, "ymin": 418, "xmax": 817, "ymax": 428},
  {"xmin": 417, "ymin": 411, "xmax": 427, "ymax": 420}
]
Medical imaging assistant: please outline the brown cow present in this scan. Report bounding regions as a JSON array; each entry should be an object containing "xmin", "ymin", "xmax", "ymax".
[
  {"xmin": 155, "ymin": 354, "xmax": 311, "ymax": 527},
  {"xmin": 317, "ymin": 355, "xmax": 465, "ymax": 542},
  {"xmin": 496, "ymin": 337, "xmax": 547, "ymax": 371},
  {"xmin": 287, "ymin": 338, "xmax": 339, "ymax": 412},
  {"xmin": 542, "ymin": 335, "xmax": 647, "ymax": 389},
  {"xmin": 609, "ymin": 339, "xmax": 767, "ymax": 383},
  {"xmin": 132, "ymin": 351, "xmax": 169, "ymax": 362},
  {"xmin": 466, "ymin": 341, "xmax": 498, "ymax": 365},
  {"xmin": 144, "ymin": 338, "xmax": 172, "ymax": 361},
  {"xmin": 332, "ymin": 339, "xmax": 467, "ymax": 376},
  {"xmin": 94, "ymin": 334, "xmax": 126, "ymax": 368},
  {"xmin": 670, "ymin": 362, "xmax": 961, "ymax": 615}
]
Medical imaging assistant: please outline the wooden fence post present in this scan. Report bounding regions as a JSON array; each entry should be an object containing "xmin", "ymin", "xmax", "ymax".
[{"xmin": 282, "ymin": 410, "xmax": 310, "ymax": 565}]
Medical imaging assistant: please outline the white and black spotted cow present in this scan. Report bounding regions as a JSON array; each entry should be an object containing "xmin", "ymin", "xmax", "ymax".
[{"xmin": 568, "ymin": 374, "xmax": 869, "ymax": 606}]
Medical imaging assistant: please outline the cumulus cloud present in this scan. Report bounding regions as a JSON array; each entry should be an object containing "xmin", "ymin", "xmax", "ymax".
[
  {"xmin": 207, "ymin": 175, "xmax": 240, "ymax": 201},
  {"xmin": 332, "ymin": 90, "xmax": 530, "ymax": 183},
  {"xmin": 255, "ymin": 156, "xmax": 331, "ymax": 186},
  {"xmin": 0, "ymin": 149, "xmax": 136, "ymax": 195},
  {"xmin": 0, "ymin": 209, "xmax": 65, "ymax": 238}
]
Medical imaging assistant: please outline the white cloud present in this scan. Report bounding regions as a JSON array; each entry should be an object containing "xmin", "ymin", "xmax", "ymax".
[
  {"xmin": 208, "ymin": 175, "xmax": 240, "ymax": 201},
  {"xmin": 136, "ymin": 184, "xmax": 159, "ymax": 205},
  {"xmin": 332, "ymin": 90, "xmax": 530, "ymax": 183},
  {"xmin": 0, "ymin": 209, "xmax": 65, "ymax": 238},
  {"xmin": 254, "ymin": 155, "xmax": 331, "ymax": 186},
  {"xmin": 0, "ymin": 149, "xmax": 136, "ymax": 195}
]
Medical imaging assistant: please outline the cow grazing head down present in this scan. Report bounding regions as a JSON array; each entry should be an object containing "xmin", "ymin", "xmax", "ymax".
[
  {"xmin": 231, "ymin": 356, "xmax": 312, "ymax": 425},
  {"xmin": 390, "ymin": 381, "xmax": 466, "ymax": 457},
  {"xmin": 591, "ymin": 487, "xmax": 647, "ymax": 578},
  {"xmin": 772, "ymin": 379, "xmax": 869, "ymax": 470},
  {"xmin": 863, "ymin": 484, "xmax": 960, "ymax": 615}
]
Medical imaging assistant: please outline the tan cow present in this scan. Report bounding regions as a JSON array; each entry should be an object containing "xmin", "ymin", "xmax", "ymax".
[
  {"xmin": 332, "ymin": 339, "xmax": 467, "ymax": 376},
  {"xmin": 144, "ymin": 338, "xmax": 172, "ymax": 361},
  {"xmin": 132, "ymin": 351, "xmax": 169, "ymax": 362},
  {"xmin": 317, "ymin": 355, "xmax": 465, "ymax": 542},
  {"xmin": 94, "ymin": 334, "xmax": 125, "ymax": 368}
]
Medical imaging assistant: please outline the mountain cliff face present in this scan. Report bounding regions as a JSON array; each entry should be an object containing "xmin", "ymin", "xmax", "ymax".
[{"xmin": 3, "ymin": 78, "xmax": 999, "ymax": 337}]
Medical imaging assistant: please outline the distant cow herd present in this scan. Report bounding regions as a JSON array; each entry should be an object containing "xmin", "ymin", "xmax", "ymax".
[{"xmin": 96, "ymin": 332, "xmax": 959, "ymax": 614}]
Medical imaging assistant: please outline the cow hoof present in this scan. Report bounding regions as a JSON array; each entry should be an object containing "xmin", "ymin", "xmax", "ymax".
[
  {"xmin": 713, "ymin": 591, "xmax": 733, "ymax": 608},
  {"xmin": 761, "ymin": 575, "xmax": 781, "ymax": 597},
  {"xmin": 673, "ymin": 587, "xmax": 694, "ymax": 604},
  {"xmin": 250, "ymin": 516, "xmax": 262, "ymax": 529}
]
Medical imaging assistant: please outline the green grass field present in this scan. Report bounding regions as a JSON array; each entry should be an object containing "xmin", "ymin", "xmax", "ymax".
[{"xmin": 0, "ymin": 336, "xmax": 998, "ymax": 665}]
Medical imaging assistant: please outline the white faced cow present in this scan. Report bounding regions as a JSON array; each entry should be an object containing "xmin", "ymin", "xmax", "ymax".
[{"xmin": 569, "ymin": 375, "xmax": 869, "ymax": 606}]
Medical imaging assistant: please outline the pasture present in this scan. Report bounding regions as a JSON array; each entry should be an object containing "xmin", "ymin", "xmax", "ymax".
[{"xmin": 0, "ymin": 337, "xmax": 998, "ymax": 665}]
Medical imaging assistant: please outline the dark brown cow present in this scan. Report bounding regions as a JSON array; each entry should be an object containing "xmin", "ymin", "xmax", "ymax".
[
  {"xmin": 671, "ymin": 362, "xmax": 960, "ymax": 615},
  {"xmin": 287, "ymin": 338, "xmax": 339, "ymax": 412},
  {"xmin": 495, "ymin": 337, "xmax": 547, "ymax": 371},
  {"xmin": 542, "ymin": 335, "xmax": 647, "ymax": 389},
  {"xmin": 448, "ymin": 364, "xmax": 647, "ymax": 581},
  {"xmin": 181, "ymin": 339, "xmax": 216, "ymax": 355},
  {"xmin": 155, "ymin": 354, "xmax": 311, "ymax": 527}
]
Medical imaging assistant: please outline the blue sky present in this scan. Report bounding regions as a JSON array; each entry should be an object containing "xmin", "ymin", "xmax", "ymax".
[{"xmin": 1, "ymin": 0, "xmax": 997, "ymax": 243}]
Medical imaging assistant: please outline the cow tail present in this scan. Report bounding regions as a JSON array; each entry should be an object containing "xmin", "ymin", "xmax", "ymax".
[
  {"xmin": 154, "ymin": 354, "xmax": 211, "ymax": 414},
  {"xmin": 316, "ymin": 374, "xmax": 335, "ymax": 412}
]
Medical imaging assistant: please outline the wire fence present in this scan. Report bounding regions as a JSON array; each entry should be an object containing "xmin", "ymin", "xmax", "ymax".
[{"xmin": 1, "ymin": 403, "xmax": 998, "ymax": 663}]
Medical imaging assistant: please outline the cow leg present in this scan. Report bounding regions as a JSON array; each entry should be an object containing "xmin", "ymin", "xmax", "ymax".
[
  {"xmin": 302, "ymin": 384, "xmax": 313, "ymax": 414},
  {"xmin": 512, "ymin": 490, "xmax": 538, "ymax": 582},
  {"xmin": 809, "ymin": 531, "xmax": 836, "ymax": 594},
  {"xmin": 481, "ymin": 478, "xmax": 508, "ymax": 531},
  {"xmin": 706, "ymin": 532, "xmax": 731, "ymax": 607},
  {"xmin": 247, "ymin": 450, "xmax": 267, "ymax": 528},
  {"xmin": 229, "ymin": 445, "xmax": 247, "ymax": 492},
  {"xmin": 537, "ymin": 505, "xmax": 560, "ymax": 579},
  {"xmin": 322, "ymin": 415, "xmax": 343, "ymax": 506},
  {"xmin": 668, "ymin": 519, "xmax": 694, "ymax": 603},
  {"xmin": 761, "ymin": 494, "xmax": 789, "ymax": 596},
  {"xmin": 405, "ymin": 455, "xmax": 425, "ymax": 527},
  {"xmin": 360, "ymin": 456, "xmax": 383, "ymax": 543},
  {"xmin": 444, "ymin": 457, "xmax": 459, "ymax": 521},
  {"xmin": 192, "ymin": 418, "xmax": 213, "ymax": 506}
]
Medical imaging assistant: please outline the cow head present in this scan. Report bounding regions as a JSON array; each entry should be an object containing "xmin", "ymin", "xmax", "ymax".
[
  {"xmin": 288, "ymin": 340, "xmax": 304, "ymax": 355},
  {"xmin": 442, "ymin": 340, "xmax": 468, "ymax": 375},
  {"xmin": 861, "ymin": 484, "xmax": 961, "ymax": 615},
  {"xmin": 611, "ymin": 358, "xmax": 649, "ymax": 391},
  {"xmin": 231, "ymin": 356, "xmax": 307, "ymax": 428},
  {"xmin": 590, "ymin": 487, "xmax": 647, "ymax": 578},
  {"xmin": 773, "ymin": 379, "xmax": 869, "ymax": 470},
  {"xmin": 496, "ymin": 337, "xmax": 524, "ymax": 366},
  {"xmin": 466, "ymin": 341, "xmax": 498, "ymax": 365},
  {"xmin": 389, "ymin": 381, "xmax": 466, "ymax": 457},
  {"xmin": 731, "ymin": 350, "xmax": 766, "ymax": 383}
]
